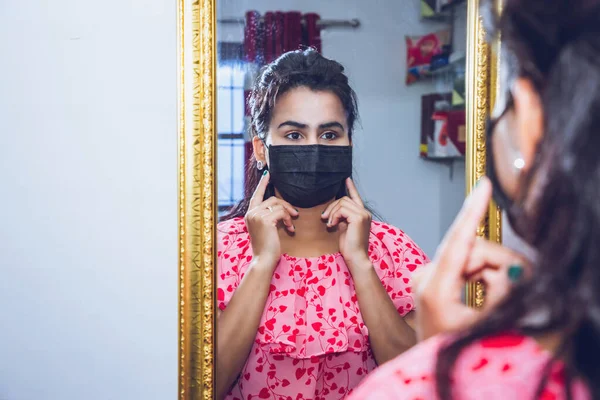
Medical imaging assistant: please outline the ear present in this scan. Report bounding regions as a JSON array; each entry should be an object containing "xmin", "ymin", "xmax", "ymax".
[
  {"xmin": 512, "ymin": 78, "xmax": 544, "ymax": 170},
  {"xmin": 252, "ymin": 136, "xmax": 267, "ymax": 164}
]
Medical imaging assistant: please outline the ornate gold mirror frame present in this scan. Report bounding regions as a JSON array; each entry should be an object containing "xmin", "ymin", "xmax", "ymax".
[
  {"xmin": 465, "ymin": 0, "xmax": 503, "ymax": 308},
  {"xmin": 177, "ymin": 0, "xmax": 502, "ymax": 397}
]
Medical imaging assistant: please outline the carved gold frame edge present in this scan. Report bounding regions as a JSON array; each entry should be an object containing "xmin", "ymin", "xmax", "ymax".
[
  {"xmin": 465, "ymin": 0, "xmax": 502, "ymax": 308},
  {"xmin": 178, "ymin": 0, "xmax": 216, "ymax": 399},
  {"xmin": 177, "ymin": 0, "xmax": 502, "ymax": 398}
]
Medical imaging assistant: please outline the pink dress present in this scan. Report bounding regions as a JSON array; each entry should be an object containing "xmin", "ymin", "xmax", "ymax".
[
  {"xmin": 349, "ymin": 333, "xmax": 591, "ymax": 400},
  {"xmin": 218, "ymin": 217, "xmax": 429, "ymax": 400}
]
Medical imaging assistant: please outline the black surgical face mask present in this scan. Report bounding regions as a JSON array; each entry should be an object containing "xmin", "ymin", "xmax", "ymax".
[
  {"xmin": 486, "ymin": 93, "xmax": 528, "ymax": 238},
  {"xmin": 486, "ymin": 119, "xmax": 515, "ymax": 212},
  {"xmin": 266, "ymin": 144, "xmax": 352, "ymax": 208}
]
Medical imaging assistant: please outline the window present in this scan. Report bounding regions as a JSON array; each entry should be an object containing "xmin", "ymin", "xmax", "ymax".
[{"xmin": 217, "ymin": 64, "xmax": 247, "ymax": 216}]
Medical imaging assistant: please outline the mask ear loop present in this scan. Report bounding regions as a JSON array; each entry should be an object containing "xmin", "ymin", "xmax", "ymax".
[
  {"xmin": 486, "ymin": 91, "xmax": 530, "ymax": 238},
  {"xmin": 258, "ymin": 135, "xmax": 270, "ymax": 172},
  {"xmin": 256, "ymin": 133, "xmax": 275, "ymax": 201}
]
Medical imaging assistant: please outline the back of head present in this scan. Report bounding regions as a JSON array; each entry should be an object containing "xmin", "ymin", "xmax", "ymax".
[
  {"xmin": 221, "ymin": 49, "xmax": 359, "ymax": 221},
  {"xmin": 437, "ymin": 0, "xmax": 600, "ymax": 398}
]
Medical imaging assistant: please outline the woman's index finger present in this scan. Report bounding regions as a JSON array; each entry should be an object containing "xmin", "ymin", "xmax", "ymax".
[{"xmin": 249, "ymin": 171, "xmax": 270, "ymax": 210}]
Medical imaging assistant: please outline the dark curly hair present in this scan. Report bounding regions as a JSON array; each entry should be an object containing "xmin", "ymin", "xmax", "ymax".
[
  {"xmin": 436, "ymin": 0, "xmax": 600, "ymax": 399},
  {"xmin": 221, "ymin": 48, "xmax": 360, "ymax": 221}
]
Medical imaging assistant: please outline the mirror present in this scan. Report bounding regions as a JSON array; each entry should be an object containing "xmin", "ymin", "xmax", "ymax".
[
  {"xmin": 176, "ymin": 0, "xmax": 500, "ymax": 398},
  {"xmin": 216, "ymin": 1, "xmax": 469, "ymax": 257},
  {"xmin": 216, "ymin": 0, "xmax": 466, "ymax": 398}
]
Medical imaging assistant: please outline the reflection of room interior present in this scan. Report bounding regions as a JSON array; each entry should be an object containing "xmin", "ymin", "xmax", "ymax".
[{"xmin": 216, "ymin": 0, "xmax": 468, "ymax": 256}]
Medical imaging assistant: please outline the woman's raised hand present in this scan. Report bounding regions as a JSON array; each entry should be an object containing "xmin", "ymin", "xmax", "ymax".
[
  {"xmin": 413, "ymin": 178, "xmax": 530, "ymax": 341},
  {"xmin": 321, "ymin": 178, "xmax": 372, "ymax": 272},
  {"xmin": 245, "ymin": 172, "xmax": 299, "ymax": 270}
]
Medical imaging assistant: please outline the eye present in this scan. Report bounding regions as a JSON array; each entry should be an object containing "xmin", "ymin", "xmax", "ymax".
[
  {"xmin": 285, "ymin": 132, "xmax": 303, "ymax": 140},
  {"xmin": 321, "ymin": 131, "xmax": 338, "ymax": 140}
]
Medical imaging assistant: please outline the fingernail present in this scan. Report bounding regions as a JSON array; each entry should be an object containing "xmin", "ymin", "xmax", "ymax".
[
  {"xmin": 262, "ymin": 170, "xmax": 268, "ymax": 176},
  {"xmin": 508, "ymin": 265, "xmax": 524, "ymax": 283},
  {"xmin": 295, "ymin": 208, "xmax": 299, "ymax": 212}
]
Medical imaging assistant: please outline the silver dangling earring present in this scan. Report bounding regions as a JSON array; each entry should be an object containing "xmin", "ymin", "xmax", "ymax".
[{"xmin": 257, "ymin": 160, "xmax": 264, "ymax": 171}]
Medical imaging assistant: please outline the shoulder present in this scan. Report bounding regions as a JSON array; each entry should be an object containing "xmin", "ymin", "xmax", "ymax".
[
  {"xmin": 369, "ymin": 221, "xmax": 429, "ymax": 260},
  {"xmin": 367, "ymin": 221, "xmax": 429, "ymax": 315},
  {"xmin": 217, "ymin": 218, "xmax": 252, "ymax": 310},
  {"xmin": 217, "ymin": 217, "xmax": 248, "ymax": 236},
  {"xmin": 217, "ymin": 217, "xmax": 250, "ymax": 260},
  {"xmin": 349, "ymin": 333, "xmax": 568, "ymax": 400},
  {"xmin": 368, "ymin": 220, "xmax": 430, "ymax": 269},
  {"xmin": 217, "ymin": 217, "xmax": 249, "ymax": 247}
]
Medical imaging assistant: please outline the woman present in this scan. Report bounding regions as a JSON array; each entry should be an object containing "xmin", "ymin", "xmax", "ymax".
[
  {"xmin": 350, "ymin": 0, "xmax": 600, "ymax": 398},
  {"xmin": 216, "ymin": 49, "xmax": 429, "ymax": 399}
]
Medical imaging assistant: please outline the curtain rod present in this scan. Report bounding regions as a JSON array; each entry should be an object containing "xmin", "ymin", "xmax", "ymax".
[{"xmin": 218, "ymin": 18, "xmax": 360, "ymax": 29}]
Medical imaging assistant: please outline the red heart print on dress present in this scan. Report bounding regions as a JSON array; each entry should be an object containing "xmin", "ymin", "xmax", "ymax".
[
  {"xmin": 480, "ymin": 334, "xmax": 525, "ymax": 348},
  {"xmin": 295, "ymin": 368, "xmax": 306, "ymax": 379},
  {"xmin": 265, "ymin": 318, "xmax": 276, "ymax": 331},
  {"xmin": 472, "ymin": 358, "xmax": 489, "ymax": 371}
]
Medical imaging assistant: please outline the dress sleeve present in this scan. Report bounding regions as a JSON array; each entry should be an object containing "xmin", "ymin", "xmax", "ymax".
[
  {"xmin": 368, "ymin": 221, "xmax": 430, "ymax": 316},
  {"xmin": 216, "ymin": 217, "xmax": 252, "ymax": 311}
]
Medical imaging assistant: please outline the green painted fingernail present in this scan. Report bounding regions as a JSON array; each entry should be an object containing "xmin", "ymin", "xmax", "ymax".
[
  {"xmin": 262, "ymin": 170, "xmax": 268, "ymax": 176},
  {"xmin": 508, "ymin": 265, "xmax": 524, "ymax": 283}
]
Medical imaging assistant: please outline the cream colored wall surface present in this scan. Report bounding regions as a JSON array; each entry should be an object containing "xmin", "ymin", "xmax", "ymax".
[{"xmin": 0, "ymin": 1, "xmax": 178, "ymax": 399}]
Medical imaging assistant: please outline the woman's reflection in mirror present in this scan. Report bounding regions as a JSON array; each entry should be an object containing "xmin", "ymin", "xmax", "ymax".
[{"xmin": 216, "ymin": 49, "xmax": 429, "ymax": 399}]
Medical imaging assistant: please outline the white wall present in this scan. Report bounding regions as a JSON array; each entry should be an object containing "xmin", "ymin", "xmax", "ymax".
[
  {"xmin": 218, "ymin": 0, "xmax": 467, "ymax": 256},
  {"xmin": 0, "ymin": 1, "xmax": 177, "ymax": 399}
]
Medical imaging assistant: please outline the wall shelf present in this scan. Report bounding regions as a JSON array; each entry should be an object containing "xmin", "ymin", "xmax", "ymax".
[{"xmin": 440, "ymin": 0, "xmax": 466, "ymax": 12}]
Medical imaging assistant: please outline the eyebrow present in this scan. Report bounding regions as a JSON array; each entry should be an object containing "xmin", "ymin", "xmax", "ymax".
[
  {"xmin": 318, "ymin": 122, "xmax": 345, "ymax": 131},
  {"xmin": 277, "ymin": 121, "xmax": 307, "ymax": 129},
  {"xmin": 277, "ymin": 120, "xmax": 345, "ymax": 131}
]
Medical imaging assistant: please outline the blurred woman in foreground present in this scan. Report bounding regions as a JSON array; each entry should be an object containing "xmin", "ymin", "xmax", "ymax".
[{"xmin": 350, "ymin": 0, "xmax": 600, "ymax": 398}]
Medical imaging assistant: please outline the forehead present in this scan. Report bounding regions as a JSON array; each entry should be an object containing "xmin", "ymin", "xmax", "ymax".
[{"xmin": 270, "ymin": 87, "xmax": 347, "ymax": 125}]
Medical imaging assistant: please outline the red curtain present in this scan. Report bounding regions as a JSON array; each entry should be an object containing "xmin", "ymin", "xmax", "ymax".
[
  {"xmin": 242, "ymin": 11, "xmax": 322, "ymax": 193},
  {"xmin": 244, "ymin": 11, "xmax": 322, "ymax": 64}
]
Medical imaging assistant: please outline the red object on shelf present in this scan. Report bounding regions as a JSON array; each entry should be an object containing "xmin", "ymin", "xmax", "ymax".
[
  {"xmin": 447, "ymin": 109, "xmax": 466, "ymax": 155},
  {"xmin": 431, "ymin": 109, "xmax": 465, "ymax": 157}
]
